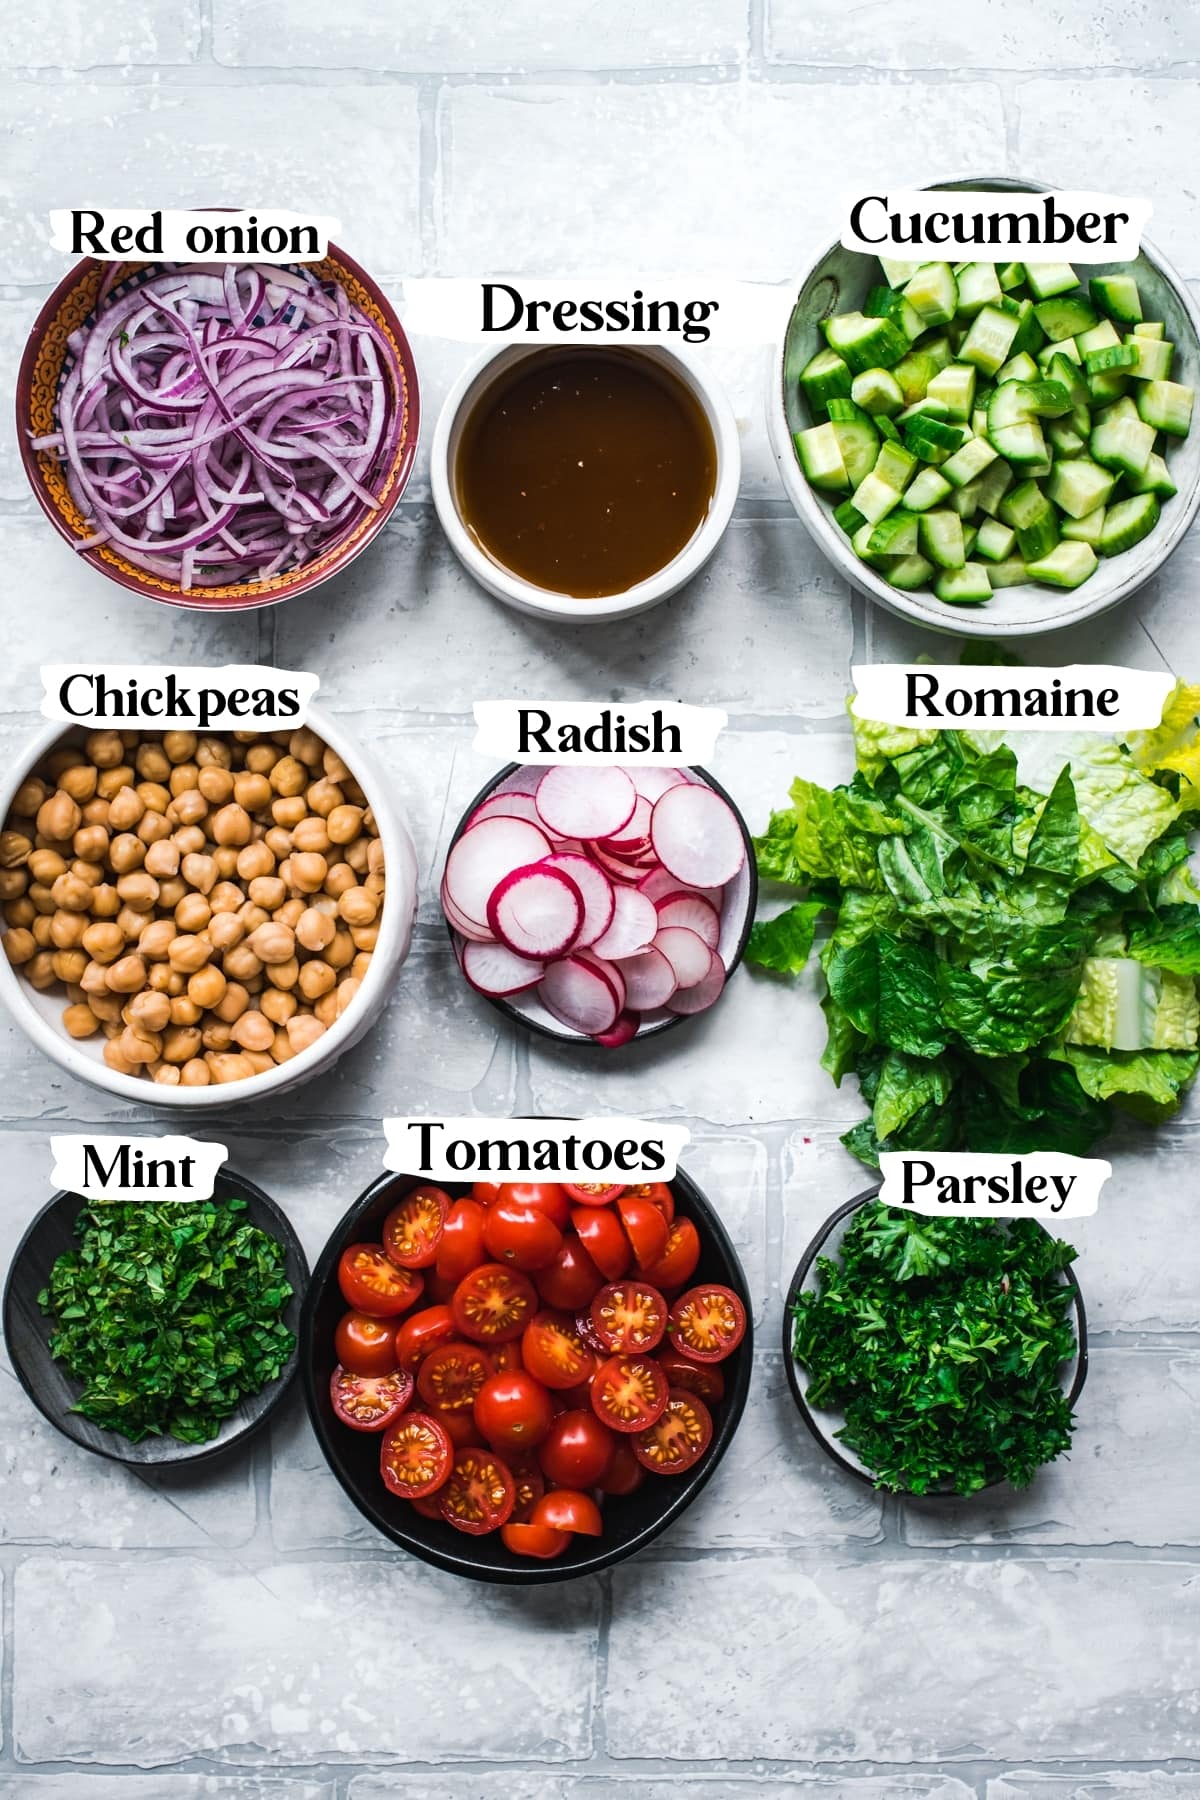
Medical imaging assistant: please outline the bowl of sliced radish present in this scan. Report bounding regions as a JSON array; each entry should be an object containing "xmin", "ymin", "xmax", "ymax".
[{"xmin": 440, "ymin": 764, "xmax": 757, "ymax": 1046}]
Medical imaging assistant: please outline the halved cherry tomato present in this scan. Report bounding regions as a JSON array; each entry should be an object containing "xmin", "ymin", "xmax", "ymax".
[
  {"xmin": 600, "ymin": 1437, "xmax": 646, "ymax": 1496},
  {"xmin": 409, "ymin": 1490, "xmax": 444, "ymax": 1518},
  {"xmin": 575, "ymin": 1309, "xmax": 608, "ymax": 1356},
  {"xmin": 396, "ymin": 1304, "xmax": 456, "ymax": 1371},
  {"xmin": 536, "ymin": 1236, "xmax": 605, "ymax": 1311},
  {"xmin": 617, "ymin": 1197, "xmax": 669, "ymax": 1271},
  {"xmin": 539, "ymin": 1408, "xmax": 617, "ymax": 1487},
  {"xmin": 438, "ymin": 1446, "xmax": 515, "ymax": 1534},
  {"xmin": 491, "ymin": 1339, "xmax": 523, "ymax": 1373},
  {"xmin": 623, "ymin": 1180, "xmax": 675, "ymax": 1224},
  {"xmin": 563, "ymin": 1182, "xmax": 626, "ymax": 1207},
  {"xmin": 335, "ymin": 1309, "xmax": 400, "ymax": 1377},
  {"xmin": 658, "ymin": 1348, "xmax": 725, "ymax": 1405},
  {"xmin": 475, "ymin": 1370, "xmax": 555, "ymax": 1453},
  {"xmin": 590, "ymin": 1354, "xmax": 669, "ymax": 1433},
  {"xmin": 452, "ymin": 1263, "xmax": 538, "ymax": 1344},
  {"xmin": 330, "ymin": 1364, "xmax": 413, "ymax": 1432},
  {"xmin": 633, "ymin": 1389, "xmax": 713, "ymax": 1475},
  {"xmin": 522, "ymin": 1310, "xmax": 596, "ymax": 1390},
  {"xmin": 533, "ymin": 1488, "xmax": 603, "ymax": 1536},
  {"xmin": 668, "ymin": 1284, "xmax": 747, "ymax": 1363},
  {"xmin": 471, "ymin": 1180, "xmax": 504, "ymax": 1205},
  {"xmin": 589, "ymin": 1280, "xmax": 668, "ymax": 1354},
  {"xmin": 434, "ymin": 1403, "xmax": 478, "ymax": 1449},
  {"xmin": 380, "ymin": 1412, "xmax": 452, "ymax": 1499},
  {"xmin": 495, "ymin": 1181, "xmax": 571, "ymax": 1231},
  {"xmin": 416, "ymin": 1339, "xmax": 492, "ymax": 1413},
  {"xmin": 509, "ymin": 1457, "xmax": 546, "ymax": 1522},
  {"xmin": 338, "ymin": 1244, "xmax": 424, "ymax": 1317},
  {"xmin": 642, "ymin": 1217, "xmax": 701, "ymax": 1292},
  {"xmin": 435, "ymin": 1198, "xmax": 487, "ymax": 1284},
  {"xmin": 501, "ymin": 1519, "xmax": 571, "ymax": 1560},
  {"xmin": 483, "ymin": 1197, "xmax": 563, "ymax": 1271},
  {"xmin": 383, "ymin": 1185, "xmax": 451, "ymax": 1269},
  {"xmin": 571, "ymin": 1206, "xmax": 631, "ymax": 1280}
]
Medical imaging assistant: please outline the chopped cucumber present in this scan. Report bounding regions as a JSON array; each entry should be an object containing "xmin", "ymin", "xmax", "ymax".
[
  {"xmin": 1084, "ymin": 343, "xmax": 1138, "ymax": 376},
  {"xmin": 1026, "ymin": 540, "xmax": 1098, "ymax": 588},
  {"xmin": 1034, "ymin": 293, "xmax": 1098, "ymax": 341},
  {"xmin": 879, "ymin": 256, "xmax": 923, "ymax": 289},
  {"xmin": 903, "ymin": 414, "xmax": 966, "ymax": 464},
  {"xmin": 874, "ymin": 439, "xmax": 918, "ymax": 492},
  {"xmin": 1047, "ymin": 418, "xmax": 1086, "ymax": 457},
  {"xmin": 1128, "ymin": 337, "xmax": 1174, "ymax": 381},
  {"xmin": 1133, "ymin": 321, "xmax": 1165, "ymax": 341},
  {"xmin": 987, "ymin": 555, "xmax": 1031, "ymax": 588},
  {"xmin": 1127, "ymin": 452, "xmax": 1177, "ymax": 500},
  {"xmin": 823, "ymin": 311, "xmax": 909, "ymax": 374},
  {"xmin": 1098, "ymin": 493, "xmax": 1160, "ymax": 556},
  {"xmin": 926, "ymin": 362, "xmax": 977, "ymax": 420},
  {"xmin": 935, "ymin": 561, "xmax": 993, "ymax": 604},
  {"xmin": 955, "ymin": 263, "xmax": 1003, "ymax": 315},
  {"xmin": 998, "ymin": 262, "xmax": 1026, "ymax": 291},
  {"xmin": 918, "ymin": 510, "xmax": 966, "ymax": 570},
  {"xmin": 833, "ymin": 499, "xmax": 865, "ymax": 536},
  {"xmin": 826, "ymin": 401, "xmax": 880, "ymax": 486},
  {"xmin": 852, "ymin": 470, "xmax": 903, "ymax": 525},
  {"xmin": 867, "ymin": 509, "xmax": 919, "ymax": 555},
  {"xmin": 888, "ymin": 551, "xmax": 936, "ymax": 590},
  {"xmin": 960, "ymin": 305, "xmax": 1020, "ymax": 375},
  {"xmin": 974, "ymin": 517, "xmax": 1016, "ymax": 561},
  {"xmin": 1090, "ymin": 409, "xmax": 1155, "ymax": 480},
  {"xmin": 850, "ymin": 367, "xmax": 905, "ymax": 415},
  {"xmin": 1025, "ymin": 263, "xmax": 1079, "ymax": 301},
  {"xmin": 1076, "ymin": 320, "xmax": 1121, "ymax": 357},
  {"xmin": 975, "ymin": 457, "xmax": 1015, "ymax": 517},
  {"xmin": 1137, "ymin": 379, "xmax": 1194, "ymax": 438},
  {"xmin": 1090, "ymin": 274, "xmax": 1142, "ymax": 324},
  {"xmin": 996, "ymin": 351, "xmax": 1039, "ymax": 385},
  {"xmin": 865, "ymin": 285, "xmax": 925, "ymax": 342},
  {"xmin": 1061, "ymin": 505, "xmax": 1106, "ymax": 546},
  {"xmin": 1046, "ymin": 456, "xmax": 1117, "ymax": 519},
  {"xmin": 942, "ymin": 436, "xmax": 998, "ymax": 487},
  {"xmin": 903, "ymin": 467, "xmax": 953, "ymax": 512},
  {"xmin": 892, "ymin": 351, "xmax": 938, "ymax": 405},
  {"xmin": 798, "ymin": 349, "xmax": 852, "ymax": 417},
  {"xmin": 903, "ymin": 263, "xmax": 959, "ymax": 327},
  {"xmin": 795, "ymin": 423, "xmax": 848, "ymax": 491}
]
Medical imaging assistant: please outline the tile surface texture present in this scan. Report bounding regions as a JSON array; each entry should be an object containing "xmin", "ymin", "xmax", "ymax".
[{"xmin": 1, "ymin": 2, "xmax": 1198, "ymax": 1793}]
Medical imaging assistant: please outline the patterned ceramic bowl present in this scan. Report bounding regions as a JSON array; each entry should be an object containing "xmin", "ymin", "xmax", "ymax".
[{"xmin": 16, "ymin": 242, "xmax": 419, "ymax": 612}]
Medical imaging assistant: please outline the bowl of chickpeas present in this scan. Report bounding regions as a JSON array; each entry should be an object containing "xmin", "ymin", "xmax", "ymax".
[{"xmin": 0, "ymin": 708, "xmax": 418, "ymax": 1104}]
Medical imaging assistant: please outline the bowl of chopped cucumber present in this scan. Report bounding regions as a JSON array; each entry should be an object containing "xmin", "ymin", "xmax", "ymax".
[{"xmin": 770, "ymin": 175, "xmax": 1200, "ymax": 637}]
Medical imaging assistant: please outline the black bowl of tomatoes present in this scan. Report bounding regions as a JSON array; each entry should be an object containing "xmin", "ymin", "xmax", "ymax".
[{"xmin": 300, "ymin": 1163, "xmax": 753, "ymax": 1583}]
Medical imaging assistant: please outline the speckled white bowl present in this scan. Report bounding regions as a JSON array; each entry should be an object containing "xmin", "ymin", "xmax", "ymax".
[
  {"xmin": 0, "ymin": 703, "xmax": 419, "ymax": 1109},
  {"xmin": 768, "ymin": 173, "xmax": 1200, "ymax": 639}
]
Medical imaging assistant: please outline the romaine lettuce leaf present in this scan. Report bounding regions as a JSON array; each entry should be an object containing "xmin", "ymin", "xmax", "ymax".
[
  {"xmin": 745, "ymin": 899, "xmax": 825, "ymax": 974},
  {"xmin": 1056, "ymin": 1043, "xmax": 1200, "ymax": 1122}
]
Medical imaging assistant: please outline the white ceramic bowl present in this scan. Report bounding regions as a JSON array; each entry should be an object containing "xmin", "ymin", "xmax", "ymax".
[
  {"xmin": 768, "ymin": 173, "xmax": 1200, "ymax": 639},
  {"xmin": 431, "ymin": 343, "xmax": 741, "ymax": 623},
  {"xmin": 0, "ymin": 703, "xmax": 419, "ymax": 1109}
]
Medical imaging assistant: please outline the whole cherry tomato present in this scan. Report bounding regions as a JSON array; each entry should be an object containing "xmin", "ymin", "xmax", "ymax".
[
  {"xmin": 474, "ymin": 1370, "xmax": 555, "ymax": 1453},
  {"xmin": 571, "ymin": 1206, "xmax": 631, "ymax": 1280},
  {"xmin": 483, "ymin": 1196, "xmax": 564, "ymax": 1271},
  {"xmin": 436, "ymin": 1198, "xmax": 487, "ymax": 1283},
  {"xmin": 334, "ymin": 1309, "xmax": 399, "ymax": 1378},
  {"xmin": 501, "ymin": 1520, "xmax": 570, "ymax": 1560},
  {"xmin": 535, "ymin": 1236, "xmax": 605, "ymax": 1312},
  {"xmin": 617, "ymin": 1196, "xmax": 669, "ymax": 1271},
  {"xmin": 395, "ymin": 1304, "xmax": 456, "ymax": 1371},
  {"xmin": 533, "ymin": 1488, "xmax": 604, "ymax": 1536},
  {"xmin": 471, "ymin": 1180, "xmax": 504, "ymax": 1204},
  {"xmin": 495, "ymin": 1181, "xmax": 571, "ymax": 1231},
  {"xmin": 600, "ymin": 1437, "xmax": 646, "ymax": 1496},
  {"xmin": 538, "ymin": 1408, "xmax": 617, "ymax": 1488},
  {"xmin": 623, "ymin": 1180, "xmax": 675, "ymax": 1224}
]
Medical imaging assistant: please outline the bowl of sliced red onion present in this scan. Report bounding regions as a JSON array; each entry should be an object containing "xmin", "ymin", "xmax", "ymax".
[
  {"xmin": 440, "ymin": 764, "xmax": 757, "ymax": 1047},
  {"xmin": 17, "ymin": 246, "xmax": 419, "ymax": 609}
]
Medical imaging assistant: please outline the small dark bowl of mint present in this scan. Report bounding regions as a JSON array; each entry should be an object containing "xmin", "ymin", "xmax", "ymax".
[
  {"xmin": 3, "ymin": 1169, "xmax": 308, "ymax": 1467},
  {"xmin": 783, "ymin": 1189, "xmax": 1087, "ymax": 1497}
]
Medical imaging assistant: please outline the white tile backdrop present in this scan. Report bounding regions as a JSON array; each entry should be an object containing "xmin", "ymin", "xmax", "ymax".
[{"xmin": 1, "ymin": 3, "xmax": 1199, "ymax": 1793}]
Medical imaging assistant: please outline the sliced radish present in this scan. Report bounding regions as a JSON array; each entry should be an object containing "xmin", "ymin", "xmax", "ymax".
[
  {"xmin": 654, "ymin": 891, "xmax": 721, "ymax": 950},
  {"xmin": 497, "ymin": 767, "xmax": 545, "ymax": 796},
  {"xmin": 591, "ymin": 844, "xmax": 645, "ymax": 885},
  {"xmin": 615, "ymin": 945, "xmax": 678, "ymax": 1011},
  {"xmin": 442, "ymin": 878, "xmax": 495, "ymax": 944},
  {"xmin": 636, "ymin": 866, "xmax": 721, "ymax": 905},
  {"xmin": 599, "ymin": 796, "xmax": 652, "ymax": 854},
  {"xmin": 591, "ymin": 886, "xmax": 659, "ymax": 962},
  {"xmin": 575, "ymin": 949, "xmax": 626, "ymax": 1014},
  {"xmin": 650, "ymin": 783, "xmax": 746, "ymax": 890},
  {"xmin": 543, "ymin": 854, "xmax": 615, "ymax": 948},
  {"xmin": 468, "ymin": 791, "xmax": 544, "ymax": 829},
  {"xmin": 444, "ymin": 816, "xmax": 551, "ymax": 926},
  {"xmin": 462, "ymin": 939, "xmax": 545, "ymax": 997},
  {"xmin": 595, "ymin": 1011, "xmax": 640, "ymax": 1048},
  {"xmin": 535, "ymin": 766, "xmax": 637, "ymax": 843},
  {"xmin": 487, "ymin": 863, "xmax": 584, "ymax": 960},
  {"xmin": 630, "ymin": 767, "xmax": 688, "ymax": 804},
  {"xmin": 539, "ymin": 956, "xmax": 621, "ymax": 1037},
  {"xmin": 653, "ymin": 925, "xmax": 713, "ymax": 989},
  {"xmin": 667, "ymin": 949, "xmax": 726, "ymax": 1015}
]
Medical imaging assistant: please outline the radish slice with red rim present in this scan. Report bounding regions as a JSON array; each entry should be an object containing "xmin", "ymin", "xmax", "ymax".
[
  {"xmin": 487, "ymin": 864, "xmax": 584, "ymax": 960},
  {"xmin": 462, "ymin": 940, "xmax": 545, "ymax": 996},
  {"xmin": 468, "ymin": 791, "xmax": 545, "ymax": 829},
  {"xmin": 444, "ymin": 816, "xmax": 552, "ymax": 926},
  {"xmin": 535, "ymin": 766, "xmax": 637, "ymax": 842},
  {"xmin": 441, "ymin": 879, "xmax": 495, "ymax": 943},
  {"xmin": 653, "ymin": 925, "xmax": 714, "ymax": 989},
  {"xmin": 538, "ymin": 956, "xmax": 621, "ymax": 1037},
  {"xmin": 667, "ymin": 948, "xmax": 726, "ymax": 1014},
  {"xmin": 575, "ymin": 949, "xmax": 626, "ymax": 1014},
  {"xmin": 591, "ymin": 845, "xmax": 645, "ymax": 885},
  {"xmin": 598, "ymin": 796, "xmax": 652, "ymax": 854},
  {"xmin": 595, "ymin": 1011, "xmax": 639, "ymax": 1048},
  {"xmin": 650, "ymin": 783, "xmax": 746, "ymax": 890},
  {"xmin": 654, "ymin": 891, "xmax": 721, "ymax": 950},
  {"xmin": 630, "ymin": 767, "xmax": 688, "ymax": 804},
  {"xmin": 636, "ymin": 866, "xmax": 721, "ymax": 905},
  {"xmin": 615, "ymin": 945, "xmax": 678, "ymax": 1011},
  {"xmin": 543, "ymin": 854, "xmax": 615, "ymax": 948},
  {"xmin": 590, "ymin": 886, "xmax": 659, "ymax": 962}
]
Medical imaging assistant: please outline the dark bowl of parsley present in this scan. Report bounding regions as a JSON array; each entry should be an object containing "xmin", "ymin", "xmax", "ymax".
[
  {"xmin": 783, "ymin": 1188, "xmax": 1088, "ymax": 1498},
  {"xmin": 2, "ymin": 1169, "xmax": 307, "ymax": 1467}
]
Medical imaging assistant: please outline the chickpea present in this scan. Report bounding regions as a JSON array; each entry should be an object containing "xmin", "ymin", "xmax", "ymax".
[
  {"xmin": 260, "ymin": 986, "xmax": 297, "ymax": 1026},
  {"xmin": 84, "ymin": 730, "xmax": 122, "ymax": 769},
  {"xmin": 58, "ymin": 765, "xmax": 97, "ymax": 806},
  {"xmin": 323, "ymin": 747, "xmax": 353, "ymax": 784},
  {"xmin": 168, "ymin": 762, "xmax": 199, "ymax": 798},
  {"xmin": 351, "ymin": 951, "xmax": 374, "ymax": 984},
  {"xmin": 49, "ymin": 910, "xmax": 87, "ymax": 950},
  {"xmin": 164, "ymin": 1024, "xmax": 203, "ymax": 1064},
  {"xmin": 243, "ymin": 1049, "xmax": 274, "ymax": 1076},
  {"xmin": 136, "ymin": 744, "xmax": 171, "ymax": 783},
  {"xmin": 326, "ymin": 804, "xmax": 365, "ymax": 846},
  {"xmin": 202, "ymin": 1020, "xmax": 233, "ymax": 1052},
  {"xmin": 136, "ymin": 781, "xmax": 170, "ymax": 815},
  {"xmin": 127, "ymin": 989, "xmax": 171, "ymax": 1034},
  {"xmin": 290, "ymin": 726, "xmax": 324, "ymax": 768},
  {"xmin": 276, "ymin": 897, "xmax": 305, "ymax": 930},
  {"xmin": 0, "ymin": 867, "xmax": 26, "ymax": 902},
  {"xmin": 138, "ymin": 811, "xmax": 174, "ymax": 850},
  {"xmin": 163, "ymin": 730, "xmax": 197, "ymax": 765},
  {"xmin": 116, "ymin": 872, "xmax": 159, "ymax": 913},
  {"xmin": 290, "ymin": 851, "xmax": 327, "ymax": 894},
  {"xmin": 48, "ymin": 948, "xmax": 84, "ymax": 986},
  {"xmin": 36, "ymin": 791, "xmax": 81, "ymax": 843},
  {"xmin": 324, "ymin": 862, "xmax": 356, "ymax": 899},
  {"xmin": 292, "ymin": 815, "xmax": 331, "ymax": 855},
  {"xmin": 80, "ymin": 960, "xmax": 111, "ymax": 996},
  {"xmin": 298, "ymin": 959, "xmax": 335, "ymax": 1001},
  {"xmin": 180, "ymin": 1058, "xmax": 211, "ymax": 1087},
  {"xmin": 286, "ymin": 1013, "xmax": 326, "ymax": 1053},
  {"xmin": 118, "ymin": 1025, "xmax": 162, "ymax": 1066},
  {"xmin": 234, "ymin": 772, "xmax": 272, "ymax": 812},
  {"xmin": 214, "ymin": 979, "xmax": 249, "ymax": 1022},
  {"xmin": 107, "ymin": 954, "xmax": 147, "ymax": 994},
  {"xmin": 13, "ymin": 777, "xmax": 48, "ymax": 817},
  {"xmin": 265, "ymin": 827, "xmax": 293, "ymax": 861},
  {"xmin": 248, "ymin": 875, "xmax": 286, "ymax": 912},
  {"xmin": 266, "ymin": 955, "xmax": 299, "ymax": 992},
  {"xmin": 350, "ymin": 924, "xmax": 380, "ymax": 954},
  {"xmin": 108, "ymin": 833, "xmax": 145, "ymax": 875},
  {"xmin": 157, "ymin": 877, "xmax": 185, "ymax": 911},
  {"xmin": 271, "ymin": 1027, "xmax": 297, "ymax": 1064},
  {"xmin": 48, "ymin": 871, "xmax": 91, "ymax": 914},
  {"xmin": 237, "ymin": 841, "xmax": 275, "ymax": 882},
  {"xmin": 270, "ymin": 756, "xmax": 306, "ymax": 799},
  {"xmin": 222, "ymin": 943, "xmax": 262, "ymax": 982},
  {"xmin": 29, "ymin": 849, "xmax": 66, "ymax": 885},
  {"xmin": 198, "ymin": 764, "xmax": 235, "ymax": 806},
  {"xmin": 212, "ymin": 804, "xmax": 251, "ymax": 847},
  {"xmin": 0, "ymin": 830, "xmax": 32, "ymax": 868},
  {"xmin": 73, "ymin": 825, "xmax": 109, "ymax": 864},
  {"xmin": 103, "ymin": 1039, "xmax": 139, "ymax": 1075},
  {"xmin": 31, "ymin": 915, "xmax": 54, "ymax": 946},
  {"xmin": 174, "ymin": 893, "xmax": 212, "ymax": 935},
  {"xmin": 313, "ymin": 989, "xmax": 339, "ymax": 1027},
  {"xmin": 135, "ymin": 918, "xmax": 174, "ymax": 961},
  {"xmin": 81, "ymin": 920, "xmax": 124, "ymax": 965},
  {"xmin": 335, "ymin": 976, "xmax": 361, "ymax": 1016},
  {"xmin": 148, "ymin": 962, "xmax": 178, "ymax": 995},
  {"xmin": 238, "ymin": 901, "xmax": 269, "ymax": 936},
  {"xmin": 272, "ymin": 795, "xmax": 307, "ymax": 829},
  {"xmin": 91, "ymin": 883, "xmax": 120, "ymax": 920},
  {"xmin": 63, "ymin": 1001, "xmax": 100, "ymax": 1038},
  {"xmin": 188, "ymin": 965, "xmax": 227, "ymax": 1010},
  {"xmin": 245, "ymin": 744, "xmax": 280, "ymax": 775},
  {"xmin": 29, "ymin": 884, "xmax": 55, "ymax": 917},
  {"xmin": 213, "ymin": 845, "xmax": 239, "ymax": 879},
  {"xmin": 230, "ymin": 1008, "xmax": 275, "ymax": 1052},
  {"xmin": 169, "ymin": 996, "xmax": 202, "ymax": 1027},
  {"xmin": 4, "ymin": 927, "xmax": 36, "ymax": 965},
  {"xmin": 209, "ymin": 912, "xmax": 245, "ymax": 954},
  {"xmin": 144, "ymin": 838, "xmax": 180, "ymax": 879},
  {"xmin": 171, "ymin": 788, "xmax": 208, "ymax": 827},
  {"xmin": 249, "ymin": 921, "xmax": 295, "ymax": 965},
  {"xmin": 209, "ymin": 1052, "xmax": 256, "ymax": 1083},
  {"xmin": 168, "ymin": 933, "xmax": 212, "ymax": 974},
  {"xmin": 81, "ymin": 797, "xmax": 111, "ymax": 827},
  {"xmin": 154, "ymin": 1064, "xmax": 182, "ymax": 1087},
  {"xmin": 70, "ymin": 860, "xmax": 104, "ymax": 891},
  {"xmin": 100, "ymin": 777, "xmax": 139, "ymax": 818},
  {"xmin": 306, "ymin": 778, "xmax": 343, "ymax": 818},
  {"xmin": 339, "ymin": 885, "xmax": 377, "ymax": 927},
  {"xmin": 345, "ymin": 838, "xmax": 370, "ymax": 874},
  {"xmin": 208, "ymin": 880, "xmax": 243, "ymax": 915},
  {"xmin": 5, "ymin": 897, "xmax": 34, "ymax": 928},
  {"xmin": 196, "ymin": 736, "xmax": 232, "ymax": 770},
  {"xmin": 326, "ymin": 929, "xmax": 355, "ymax": 971}
]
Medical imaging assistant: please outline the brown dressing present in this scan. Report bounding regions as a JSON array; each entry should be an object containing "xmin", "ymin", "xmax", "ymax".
[{"xmin": 454, "ymin": 349, "xmax": 717, "ymax": 599}]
